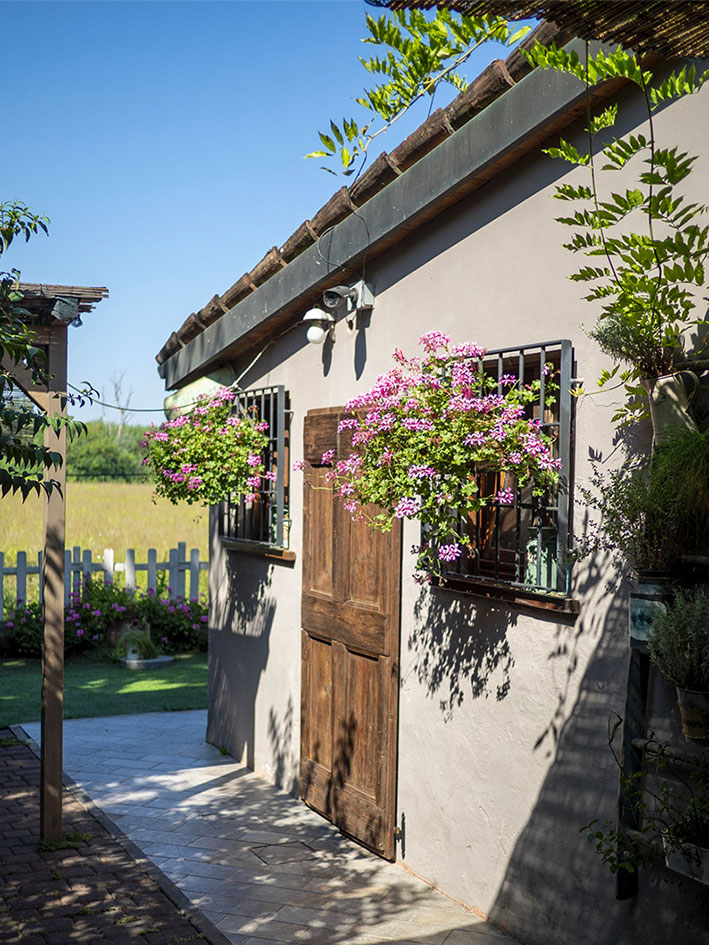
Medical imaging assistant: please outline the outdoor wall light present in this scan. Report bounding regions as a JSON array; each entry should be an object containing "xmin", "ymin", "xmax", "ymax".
[{"xmin": 303, "ymin": 307, "xmax": 335, "ymax": 345}]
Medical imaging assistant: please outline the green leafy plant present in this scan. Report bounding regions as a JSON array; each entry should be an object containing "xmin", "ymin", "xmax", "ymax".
[
  {"xmin": 1, "ymin": 600, "xmax": 43, "ymax": 657},
  {"xmin": 134, "ymin": 589, "xmax": 207, "ymax": 653},
  {"xmin": 575, "ymin": 457, "xmax": 684, "ymax": 572},
  {"xmin": 525, "ymin": 43, "xmax": 709, "ymax": 424},
  {"xmin": 583, "ymin": 725, "xmax": 709, "ymax": 874},
  {"xmin": 577, "ymin": 425, "xmax": 709, "ymax": 573},
  {"xmin": 115, "ymin": 626, "xmax": 159, "ymax": 660},
  {"xmin": 307, "ymin": 9, "xmax": 529, "ymax": 176},
  {"xmin": 0, "ymin": 202, "xmax": 96, "ymax": 499},
  {"xmin": 312, "ymin": 331, "xmax": 560, "ymax": 578},
  {"xmin": 652, "ymin": 426, "xmax": 709, "ymax": 546},
  {"xmin": 141, "ymin": 386, "xmax": 270, "ymax": 505},
  {"xmin": 648, "ymin": 587, "xmax": 709, "ymax": 691},
  {"xmin": 0, "ymin": 579, "xmax": 207, "ymax": 659}
]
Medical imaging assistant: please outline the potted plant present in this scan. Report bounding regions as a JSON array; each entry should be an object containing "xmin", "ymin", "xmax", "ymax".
[
  {"xmin": 584, "ymin": 735, "xmax": 709, "ymax": 884},
  {"xmin": 661, "ymin": 787, "xmax": 709, "ymax": 884},
  {"xmin": 313, "ymin": 331, "xmax": 562, "ymax": 579},
  {"xmin": 115, "ymin": 624, "xmax": 159, "ymax": 662},
  {"xmin": 526, "ymin": 43, "xmax": 709, "ymax": 439},
  {"xmin": 648, "ymin": 587, "xmax": 709, "ymax": 742},
  {"xmin": 576, "ymin": 457, "xmax": 683, "ymax": 643},
  {"xmin": 652, "ymin": 426, "xmax": 709, "ymax": 550}
]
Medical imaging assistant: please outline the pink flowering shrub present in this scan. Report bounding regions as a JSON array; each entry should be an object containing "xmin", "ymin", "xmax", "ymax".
[
  {"xmin": 141, "ymin": 387, "xmax": 270, "ymax": 505},
  {"xmin": 322, "ymin": 332, "xmax": 561, "ymax": 575},
  {"xmin": 0, "ymin": 578, "xmax": 208, "ymax": 659}
]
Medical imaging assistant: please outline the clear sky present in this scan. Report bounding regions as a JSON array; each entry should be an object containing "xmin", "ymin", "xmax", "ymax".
[{"xmin": 3, "ymin": 0, "xmax": 527, "ymax": 424}]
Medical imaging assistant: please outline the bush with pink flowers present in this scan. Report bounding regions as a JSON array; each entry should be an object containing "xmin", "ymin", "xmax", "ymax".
[
  {"xmin": 141, "ymin": 386, "xmax": 271, "ymax": 505},
  {"xmin": 0, "ymin": 578, "xmax": 208, "ymax": 658},
  {"xmin": 322, "ymin": 332, "xmax": 561, "ymax": 576}
]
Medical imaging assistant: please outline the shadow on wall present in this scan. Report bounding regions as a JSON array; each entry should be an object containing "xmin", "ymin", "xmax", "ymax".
[
  {"xmin": 207, "ymin": 553, "xmax": 275, "ymax": 772},
  {"xmin": 533, "ymin": 543, "xmax": 625, "ymax": 760},
  {"xmin": 408, "ymin": 587, "xmax": 519, "ymax": 717},
  {"xmin": 487, "ymin": 555, "xmax": 709, "ymax": 945},
  {"xmin": 268, "ymin": 695, "xmax": 298, "ymax": 794}
]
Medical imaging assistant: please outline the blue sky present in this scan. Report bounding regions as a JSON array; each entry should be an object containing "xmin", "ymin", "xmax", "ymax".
[{"xmin": 3, "ymin": 1, "xmax": 526, "ymax": 423}]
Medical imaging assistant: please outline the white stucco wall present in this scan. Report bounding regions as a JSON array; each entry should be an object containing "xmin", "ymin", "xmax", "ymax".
[{"xmin": 204, "ymin": 76, "xmax": 709, "ymax": 945}]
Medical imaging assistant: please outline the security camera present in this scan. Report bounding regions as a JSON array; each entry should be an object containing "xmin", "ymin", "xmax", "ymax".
[{"xmin": 322, "ymin": 285, "xmax": 358, "ymax": 310}]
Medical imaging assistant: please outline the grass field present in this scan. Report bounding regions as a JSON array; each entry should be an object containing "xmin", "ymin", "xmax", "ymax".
[
  {"xmin": 0, "ymin": 482, "xmax": 210, "ymax": 601},
  {"xmin": 0, "ymin": 482, "xmax": 209, "ymax": 563},
  {"xmin": 0, "ymin": 654, "xmax": 208, "ymax": 728}
]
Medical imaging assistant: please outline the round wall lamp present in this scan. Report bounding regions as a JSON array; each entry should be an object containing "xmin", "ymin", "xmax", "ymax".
[{"xmin": 303, "ymin": 307, "xmax": 335, "ymax": 345}]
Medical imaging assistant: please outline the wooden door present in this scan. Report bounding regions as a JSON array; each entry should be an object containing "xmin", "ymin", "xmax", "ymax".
[{"xmin": 300, "ymin": 407, "xmax": 401, "ymax": 859}]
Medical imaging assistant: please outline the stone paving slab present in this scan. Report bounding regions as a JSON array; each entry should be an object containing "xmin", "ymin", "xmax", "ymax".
[
  {"xmin": 0, "ymin": 727, "xmax": 227, "ymax": 945},
  {"xmin": 21, "ymin": 711, "xmax": 521, "ymax": 945}
]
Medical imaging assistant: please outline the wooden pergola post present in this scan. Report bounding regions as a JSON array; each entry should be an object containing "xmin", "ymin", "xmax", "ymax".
[
  {"xmin": 2, "ymin": 284, "xmax": 107, "ymax": 842},
  {"xmin": 40, "ymin": 324, "xmax": 67, "ymax": 842}
]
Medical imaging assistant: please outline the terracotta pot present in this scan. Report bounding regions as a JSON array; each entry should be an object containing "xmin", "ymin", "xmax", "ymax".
[
  {"xmin": 662, "ymin": 832, "xmax": 709, "ymax": 885},
  {"xmin": 641, "ymin": 372, "xmax": 698, "ymax": 446},
  {"xmin": 676, "ymin": 687, "xmax": 709, "ymax": 742},
  {"xmin": 629, "ymin": 571, "xmax": 675, "ymax": 645}
]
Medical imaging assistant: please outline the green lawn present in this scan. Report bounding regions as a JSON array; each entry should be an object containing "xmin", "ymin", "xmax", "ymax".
[{"xmin": 0, "ymin": 653, "xmax": 208, "ymax": 728}]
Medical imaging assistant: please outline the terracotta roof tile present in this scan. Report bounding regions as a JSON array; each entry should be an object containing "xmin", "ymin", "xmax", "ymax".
[
  {"xmin": 280, "ymin": 220, "xmax": 318, "ymax": 262},
  {"xmin": 221, "ymin": 273, "xmax": 257, "ymax": 312},
  {"xmin": 349, "ymin": 152, "xmax": 402, "ymax": 207},
  {"xmin": 447, "ymin": 60, "xmax": 516, "ymax": 129},
  {"xmin": 249, "ymin": 246, "xmax": 287, "ymax": 287},
  {"xmin": 309, "ymin": 187, "xmax": 357, "ymax": 235}
]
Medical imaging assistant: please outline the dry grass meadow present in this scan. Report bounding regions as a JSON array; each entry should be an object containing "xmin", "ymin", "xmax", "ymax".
[{"xmin": 0, "ymin": 482, "xmax": 208, "ymax": 570}]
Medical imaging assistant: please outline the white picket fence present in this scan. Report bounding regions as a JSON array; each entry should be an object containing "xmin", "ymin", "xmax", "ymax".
[{"xmin": 0, "ymin": 542, "xmax": 208, "ymax": 612}]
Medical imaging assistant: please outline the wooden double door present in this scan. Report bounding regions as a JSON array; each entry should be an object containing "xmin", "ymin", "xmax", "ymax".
[{"xmin": 300, "ymin": 408, "xmax": 401, "ymax": 859}]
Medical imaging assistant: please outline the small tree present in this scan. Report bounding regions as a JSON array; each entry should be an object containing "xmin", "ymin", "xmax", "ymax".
[
  {"xmin": 67, "ymin": 420, "xmax": 146, "ymax": 482},
  {"xmin": 525, "ymin": 42, "xmax": 709, "ymax": 424},
  {"xmin": 306, "ymin": 8, "xmax": 529, "ymax": 177},
  {"xmin": 0, "ymin": 201, "xmax": 88, "ymax": 498},
  {"xmin": 108, "ymin": 370, "xmax": 134, "ymax": 441}
]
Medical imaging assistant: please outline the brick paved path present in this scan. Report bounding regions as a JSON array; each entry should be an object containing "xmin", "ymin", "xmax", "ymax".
[{"xmin": 0, "ymin": 728, "xmax": 225, "ymax": 945}]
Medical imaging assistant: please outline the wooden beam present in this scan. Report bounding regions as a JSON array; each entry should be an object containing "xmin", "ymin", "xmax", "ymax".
[
  {"xmin": 40, "ymin": 325, "xmax": 67, "ymax": 842},
  {"xmin": 0, "ymin": 354, "xmax": 49, "ymax": 411}
]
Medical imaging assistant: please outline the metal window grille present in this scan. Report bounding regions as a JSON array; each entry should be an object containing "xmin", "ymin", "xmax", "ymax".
[
  {"xmin": 440, "ymin": 339, "xmax": 574, "ymax": 594},
  {"xmin": 218, "ymin": 385, "xmax": 291, "ymax": 548}
]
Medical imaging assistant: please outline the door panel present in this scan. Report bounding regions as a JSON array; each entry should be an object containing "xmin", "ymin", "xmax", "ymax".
[
  {"xmin": 300, "ymin": 407, "xmax": 401, "ymax": 859},
  {"xmin": 306, "ymin": 636, "xmax": 333, "ymax": 769},
  {"xmin": 346, "ymin": 509, "xmax": 389, "ymax": 609},
  {"xmin": 307, "ymin": 467, "xmax": 336, "ymax": 595},
  {"xmin": 346, "ymin": 653, "xmax": 382, "ymax": 792}
]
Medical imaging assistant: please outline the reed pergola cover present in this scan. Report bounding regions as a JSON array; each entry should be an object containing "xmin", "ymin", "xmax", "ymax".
[{"xmin": 375, "ymin": 1, "xmax": 709, "ymax": 59}]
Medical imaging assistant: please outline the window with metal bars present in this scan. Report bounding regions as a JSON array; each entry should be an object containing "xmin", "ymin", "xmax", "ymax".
[
  {"xmin": 218, "ymin": 385, "xmax": 291, "ymax": 549},
  {"xmin": 439, "ymin": 339, "xmax": 574, "ymax": 595}
]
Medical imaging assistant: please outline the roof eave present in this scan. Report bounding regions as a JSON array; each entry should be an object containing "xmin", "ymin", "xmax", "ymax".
[{"xmin": 159, "ymin": 36, "xmax": 620, "ymax": 390}]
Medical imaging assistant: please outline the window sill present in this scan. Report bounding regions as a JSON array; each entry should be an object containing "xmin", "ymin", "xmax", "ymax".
[
  {"xmin": 220, "ymin": 537, "xmax": 296, "ymax": 563},
  {"xmin": 431, "ymin": 574, "xmax": 579, "ymax": 616}
]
